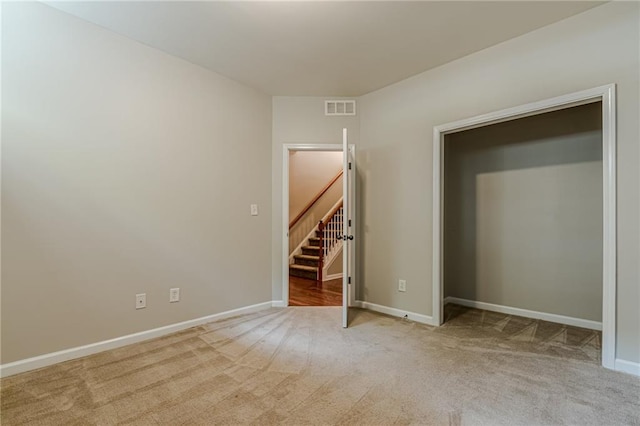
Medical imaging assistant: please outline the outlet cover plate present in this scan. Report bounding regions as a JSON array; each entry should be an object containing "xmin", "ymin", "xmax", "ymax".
[
  {"xmin": 136, "ymin": 293, "xmax": 146, "ymax": 309},
  {"xmin": 398, "ymin": 280, "xmax": 407, "ymax": 292}
]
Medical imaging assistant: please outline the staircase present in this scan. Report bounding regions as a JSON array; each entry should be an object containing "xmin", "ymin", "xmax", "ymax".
[
  {"xmin": 289, "ymin": 200, "xmax": 344, "ymax": 284},
  {"xmin": 289, "ymin": 232, "xmax": 322, "ymax": 280}
]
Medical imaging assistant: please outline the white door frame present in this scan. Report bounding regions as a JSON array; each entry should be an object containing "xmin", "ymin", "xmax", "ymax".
[
  {"xmin": 432, "ymin": 84, "xmax": 617, "ymax": 369},
  {"xmin": 282, "ymin": 144, "xmax": 356, "ymax": 308}
]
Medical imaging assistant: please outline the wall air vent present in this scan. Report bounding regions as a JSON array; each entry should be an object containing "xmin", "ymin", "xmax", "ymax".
[{"xmin": 325, "ymin": 100, "xmax": 356, "ymax": 116}]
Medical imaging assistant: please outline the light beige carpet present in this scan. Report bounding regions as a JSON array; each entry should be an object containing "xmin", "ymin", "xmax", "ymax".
[{"xmin": 1, "ymin": 306, "xmax": 639, "ymax": 425}]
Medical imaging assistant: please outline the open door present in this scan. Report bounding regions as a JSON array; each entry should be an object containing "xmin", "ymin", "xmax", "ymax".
[{"xmin": 342, "ymin": 128, "xmax": 355, "ymax": 328}]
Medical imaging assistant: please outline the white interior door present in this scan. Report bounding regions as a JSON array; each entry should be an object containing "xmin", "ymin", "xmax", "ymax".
[{"xmin": 342, "ymin": 128, "xmax": 355, "ymax": 328}]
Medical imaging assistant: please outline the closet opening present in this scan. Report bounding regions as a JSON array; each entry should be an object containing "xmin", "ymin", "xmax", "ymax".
[{"xmin": 432, "ymin": 85, "xmax": 616, "ymax": 369}]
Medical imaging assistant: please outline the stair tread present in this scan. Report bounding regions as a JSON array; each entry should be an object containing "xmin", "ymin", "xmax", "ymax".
[
  {"xmin": 289, "ymin": 264, "xmax": 317, "ymax": 272},
  {"xmin": 302, "ymin": 245, "xmax": 320, "ymax": 250},
  {"xmin": 294, "ymin": 254, "xmax": 320, "ymax": 260}
]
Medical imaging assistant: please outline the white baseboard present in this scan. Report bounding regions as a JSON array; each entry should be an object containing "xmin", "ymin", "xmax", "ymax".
[
  {"xmin": 0, "ymin": 301, "xmax": 275, "ymax": 378},
  {"xmin": 444, "ymin": 297, "xmax": 602, "ymax": 331},
  {"xmin": 354, "ymin": 300, "xmax": 434, "ymax": 325},
  {"xmin": 323, "ymin": 273, "xmax": 343, "ymax": 281},
  {"xmin": 614, "ymin": 359, "xmax": 640, "ymax": 377},
  {"xmin": 4, "ymin": 298, "xmax": 631, "ymax": 379}
]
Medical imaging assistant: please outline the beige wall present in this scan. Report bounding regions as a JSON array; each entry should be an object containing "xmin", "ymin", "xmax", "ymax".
[
  {"xmin": 358, "ymin": 2, "xmax": 639, "ymax": 362},
  {"xmin": 272, "ymin": 97, "xmax": 359, "ymax": 300},
  {"xmin": 1, "ymin": 3, "xmax": 272, "ymax": 363},
  {"xmin": 289, "ymin": 151, "xmax": 342, "ymax": 220},
  {"xmin": 444, "ymin": 103, "xmax": 602, "ymax": 321}
]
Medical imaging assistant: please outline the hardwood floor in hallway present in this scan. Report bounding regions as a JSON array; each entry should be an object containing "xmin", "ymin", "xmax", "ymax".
[{"xmin": 289, "ymin": 276, "xmax": 342, "ymax": 306}]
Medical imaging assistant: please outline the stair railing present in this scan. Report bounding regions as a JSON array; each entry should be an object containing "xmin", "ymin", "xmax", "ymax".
[{"xmin": 316, "ymin": 201, "xmax": 344, "ymax": 287}]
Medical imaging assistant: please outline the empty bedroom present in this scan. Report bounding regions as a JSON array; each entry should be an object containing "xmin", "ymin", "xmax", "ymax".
[{"xmin": 2, "ymin": 1, "xmax": 639, "ymax": 424}]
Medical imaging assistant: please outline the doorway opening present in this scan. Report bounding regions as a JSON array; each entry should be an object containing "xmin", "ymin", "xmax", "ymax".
[
  {"xmin": 432, "ymin": 85, "xmax": 616, "ymax": 369},
  {"xmin": 282, "ymin": 138, "xmax": 356, "ymax": 327},
  {"xmin": 287, "ymin": 150, "xmax": 344, "ymax": 306}
]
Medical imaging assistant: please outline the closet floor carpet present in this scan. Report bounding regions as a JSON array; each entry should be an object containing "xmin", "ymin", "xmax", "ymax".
[{"xmin": 1, "ymin": 306, "xmax": 638, "ymax": 425}]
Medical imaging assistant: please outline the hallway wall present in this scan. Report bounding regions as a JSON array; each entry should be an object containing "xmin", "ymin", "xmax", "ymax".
[{"xmin": 289, "ymin": 151, "xmax": 342, "ymax": 220}]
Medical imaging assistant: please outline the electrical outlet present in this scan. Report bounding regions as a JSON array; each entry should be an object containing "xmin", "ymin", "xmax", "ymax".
[
  {"xmin": 398, "ymin": 279, "xmax": 407, "ymax": 292},
  {"xmin": 169, "ymin": 288, "xmax": 180, "ymax": 303},
  {"xmin": 250, "ymin": 204, "xmax": 259, "ymax": 216},
  {"xmin": 136, "ymin": 293, "xmax": 146, "ymax": 309}
]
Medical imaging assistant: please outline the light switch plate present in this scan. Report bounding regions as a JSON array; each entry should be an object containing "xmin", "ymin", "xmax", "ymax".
[
  {"xmin": 250, "ymin": 204, "xmax": 258, "ymax": 216},
  {"xmin": 169, "ymin": 288, "xmax": 180, "ymax": 303}
]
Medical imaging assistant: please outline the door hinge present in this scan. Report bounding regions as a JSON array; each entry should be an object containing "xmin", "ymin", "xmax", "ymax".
[
  {"xmin": 348, "ymin": 219, "xmax": 351, "ymax": 227},
  {"xmin": 348, "ymin": 162, "xmax": 352, "ymax": 170},
  {"xmin": 348, "ymin": 277, "xmax": 351, "ymax": 284}
]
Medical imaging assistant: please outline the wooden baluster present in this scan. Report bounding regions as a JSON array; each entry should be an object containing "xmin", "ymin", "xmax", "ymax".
[
  {"xmin": 317, "ymin": 220, "xmax": 324, "ymax": 288},
  {"xmin": 333, "ymin": 215, "xmax": 337, "ymax": 251},
  {"xmin": 335, "ymin": 213, "xmax": 339, "ymax": 248}
]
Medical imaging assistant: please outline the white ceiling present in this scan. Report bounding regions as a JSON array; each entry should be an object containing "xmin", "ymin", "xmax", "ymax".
[{"xmin": 47, "ymin": 1, "xmax": 603, "ymax": 96}]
